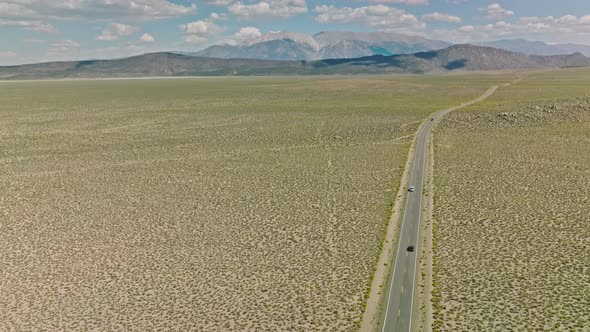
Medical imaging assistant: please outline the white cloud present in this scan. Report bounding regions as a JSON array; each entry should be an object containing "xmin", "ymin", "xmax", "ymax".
[
  {"xmin": 202, "ymin": 0, "xmax": 234, "ymax": 5},
  {"xmin": 229, "ymin": 0, "xmax": 308, "ymax": 19},
  {"xmin": 0, "ymin": 0, "xmax": 196, "ymax": 21},
  {"xmin": 139, "ymin": 33, "xmax": 155, "ymax": 43},
  {"xmin": 234, "ymin": 27, "xmax": 263, "ymax": 43},
  {"xmin": 183, "ymin": 35, "xmax": 208, "ymax": 44},
  {"xmin": 215, "ymin": 26, "xmax": 264, "ymax": 46},
  {"xmin": 41, "ymin": 42, "xmax": 160, "ymax": 64},
  {"xmin": 0, "ymin": 0, "xmax": 194, "ymax": 35},
  {"xmin": 315, "ymin": 4, "xmax": 425, "ymax": 30},
  {"xmin": 23, "ymin": 38, "xmax": 45, "ymax": 44},
  {"xmin": 1, "ymin": 39, "xmax": 170, "ymax": 65},
  {"xmin": 368, "ymin": 0, "xmax": 428, "ymax": 5},
  {"xmin": 97, "ymin": 23, "xmax": 139, "ymax": 41},
  {"xmin": 458, "ymin": 25, "xmax": 474, "ymax": 32},
  {"xmin": 180, "ymin": 14, "xmax": 224, "ymax": 44},
  {"xmin": 432, "ymin": 13, "xmax": 590, "ymax": 44},
  {"xmin": 0, "ymin": 51, "xmax": 17, "ymax": 58},
  {"xmin": 48, "ymin": 40, "xmax": 81, "ymax": 56},
  {"xmin": 181, "ymin": 20, "xmax": 220, "ymax": 35},
  {"xmin": 515, "ymin": 15, "xmax": 590, "ymax": 35},
  {"xmin": 519, "ymin": 16, "xmax": 554, "ymax": 24},
  {"xmin": 422, "ymin": 12, "xmax": 462, "ymax": 23},
  {"xmin": 522, "ymin": 15, "xmax": 590, "ymax": 28},
  {"xmin": 0, "ymin": 18, "xmax": 55, "ymax": 32},
  {"xmin": 478, "ymin": 3, "xmax": 514, "ymax": 20}
]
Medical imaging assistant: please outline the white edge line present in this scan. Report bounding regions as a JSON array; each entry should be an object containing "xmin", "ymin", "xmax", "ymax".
[
  {"xmin": 381, "ymin": 139, "xmax": 416, "ymax": 332},
  {"xmin": 408, "ymin": 127, "xmax": 428, "ymax": 332},
  {"xmin": 407, "ymin": 86, "xmax": 498, "ymax": 332},
  {"xmin": 381, "ymin": 85, "xmax": 498, "ymax": 332}
]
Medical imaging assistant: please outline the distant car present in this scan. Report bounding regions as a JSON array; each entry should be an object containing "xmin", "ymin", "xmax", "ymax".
[
  {"xmin": 408, "ymin": 185, "xmax": 415, "ymax": 192},
  {"xmin": 431, "ymin": 118, "xmax": 434, "ymax": 121},
  {"xmin": 407, "ymin": 245, "xmax": 415, "ymax": 252}
]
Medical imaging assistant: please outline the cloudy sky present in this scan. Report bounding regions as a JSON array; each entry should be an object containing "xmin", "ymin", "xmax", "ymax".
[{"xmin": 1, "ymin": 0, "xmax": 590, "ymax": 65}]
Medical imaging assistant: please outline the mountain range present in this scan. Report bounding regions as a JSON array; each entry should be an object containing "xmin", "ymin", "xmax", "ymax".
[
  {"xmin": 194, "ymin": 31, "xmax": 452, "ymax": 61},
  {"xmin": 194, "ymin": 31, "xmax": 590, "ymax": 61},
  {"xmin": 2, "ymin": 44, "xmax": 588, "ymax": 80}
]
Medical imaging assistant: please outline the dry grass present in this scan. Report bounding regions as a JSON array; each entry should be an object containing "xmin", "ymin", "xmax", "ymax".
[
  {"xmin": 432, "ymin": 68, "xmax": 590, "ymax": 331},
  {"xmin": 0, "ymin": 75, "xmax": 505, "ymax": 331}
]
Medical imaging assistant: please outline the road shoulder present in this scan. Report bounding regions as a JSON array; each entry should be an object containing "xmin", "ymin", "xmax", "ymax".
[
  {"xmin": 359, "ymin": 126, "xmax": 421, "ymax": 332},
  {"xmin": 415, "ymin": 134, "xmax": 436, "ymax": 332},
  {"xmin": 360, "ymin": 85, "xmax": 501, "ymax": 332}
]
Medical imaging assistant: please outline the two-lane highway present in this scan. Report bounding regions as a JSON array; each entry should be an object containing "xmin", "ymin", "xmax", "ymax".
[{"xmin": 381, "ymin": 86, "xmax": 498, "ymax": 332}]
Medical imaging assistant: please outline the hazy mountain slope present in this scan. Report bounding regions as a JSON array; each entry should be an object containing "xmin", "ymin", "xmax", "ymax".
[
  {"xmin": 312, "ymin": 45, "xmax": 590, "ymax": 74},
  {"xmin": 552, "ymin": 43, "xmax": 590, "ymax": 56},
  {"xmin": 249, "ymin": 31, "xmax": 320, "ymax": 50},
  {"xmin": 2, "ymin": 45, "xmax": 589, "ymax": 80},
  {"xmin": 472, "ymin": 39, "xmax": 561, "ymax": 56},
  {"xmin": 427, "ymin": 44, "xmax": 588, "ymax": 70},
  {"xmin": 0, "ymin": 53, "xmax": 308, "ymax": 79},
  {"xmin": 314, "ymin": 31, "xmax": 451, "ymax": 54},
  {"xmin": 195, "ymin": 31, "xmax": 451, "ymax": 61},
  {"xmin": 195, "ymin": 39, "xmax": 318, "ymax": 61},
  {"xmin": 318, "ymin": 40, "xmax": 376, "ymax": 59},
  {"xmin": 473, "ymin": 39, "xmax": 590, "ymax": 56}
]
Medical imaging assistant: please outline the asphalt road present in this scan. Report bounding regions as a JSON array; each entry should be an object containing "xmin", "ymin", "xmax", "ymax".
[{"xmin": 381, "ymin": 86, "xmax": 498, "ymax": 332}]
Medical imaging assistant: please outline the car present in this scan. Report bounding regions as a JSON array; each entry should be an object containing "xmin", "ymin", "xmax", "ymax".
[
  {"xmin": 431, "ymin": 118, "xmax": 434, "ymax": 121},
  {"xmin": 407, "ymin": 245, "xmax": 415, "ymax": 252},
  {"xmin": 408, "ymin": 185, "xmax": 415, "ymax": 192}
]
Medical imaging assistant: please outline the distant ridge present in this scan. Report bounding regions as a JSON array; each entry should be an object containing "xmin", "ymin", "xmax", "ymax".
[
  {"xmin": 472, "ymin": 39, "xmax": 590, "ymax": 57},
  {"xmin": 1, "ymin": 45, "xmax": 589, "ymax": 80}
]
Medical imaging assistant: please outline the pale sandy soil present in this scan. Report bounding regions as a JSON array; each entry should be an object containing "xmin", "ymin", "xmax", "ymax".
[
  {"xmin": 0, "ymin": 76, "xmax": 509, "ymax": 331},
  {"xmin": 359, "ymin": 119, "xmax": 418, "ymax": 332},
  {"xmin": 1, "ymin": 77, "xmax": 487, "ymax": 331}
]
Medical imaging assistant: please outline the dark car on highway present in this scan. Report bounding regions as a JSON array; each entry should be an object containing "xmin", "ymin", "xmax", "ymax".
[{"xmin": 407, "ymin": 245, "xmax": 415, "ymax": 252}]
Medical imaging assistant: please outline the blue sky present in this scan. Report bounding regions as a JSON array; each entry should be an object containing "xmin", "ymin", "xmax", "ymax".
[{"xmin": 1, "ymin": 0, "xmax": 590, "ymax": 65}]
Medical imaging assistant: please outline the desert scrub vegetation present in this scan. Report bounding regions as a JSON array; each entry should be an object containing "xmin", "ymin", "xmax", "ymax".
[
  {"xmin": 0, "ymin": 75, "xmax": 507, "ymax": 331},
  {"xmin": 432, "ymin": 69, "xmax": 590, "ymax": 331}
]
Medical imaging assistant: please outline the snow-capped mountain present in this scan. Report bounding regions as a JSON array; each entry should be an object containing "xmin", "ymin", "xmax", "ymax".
[
  {"xmin": 247, "ymin": 31, "xmax": 320, "ymax": 50},
  {"xmin": 194, "ymin": 31, "xmax": 451, "ymax": 61}
]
